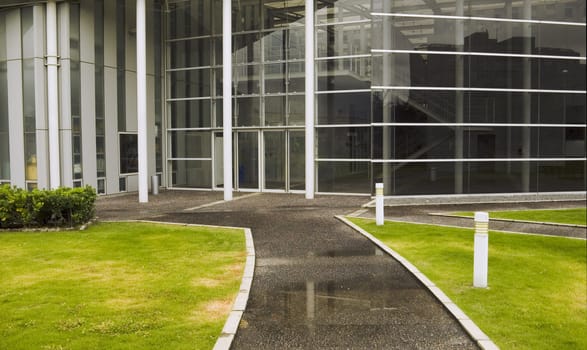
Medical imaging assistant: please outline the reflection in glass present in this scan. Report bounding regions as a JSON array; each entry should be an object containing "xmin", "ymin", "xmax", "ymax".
[
  {"xmin": 289, "ymin": 131, "xmax": 305, "ymax": 191},
  {"xmin": 317, "ymin": 128, "xmax": 370, "ymax": 159},
  {"xmin": 317, "ymin": 161, "xmax": 370, "ymax": 193},
  {"xmin": 238, "ymin": 132, "xmax": 259, "ymax": 189},
  {"xmin": 170, "ymin": 131, "xmax": 211, "ymax": 159},
  {"xmin": 171, "ymin": 160, "xmax": 212, "ymax": 188},
  {"xmin": 169, "ymin": 100, "xmax": 211, "ymax": 128},
  {"xmin": 317, "ymin": 93, "xmax": 370, "ymax": 125},
  {"xmin": 264, "ymin": 131, "xmax": 285, "ymax": 190}
]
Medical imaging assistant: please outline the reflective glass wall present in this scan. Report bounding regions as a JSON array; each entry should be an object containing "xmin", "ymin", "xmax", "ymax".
[
  {"xmin": 166, "ymin": 0, "xmax": 307, "ymax": 190},
  {"xmin": 372, "ymin": 0, "xmax": 586, "ymax": 195},
  {"xmin": 165, "ymin": 0, "xmax": 585, "ymax": 195},
  {"xmin": 315, "ymin": 0, "xmax": 372, "ymax": 194}
]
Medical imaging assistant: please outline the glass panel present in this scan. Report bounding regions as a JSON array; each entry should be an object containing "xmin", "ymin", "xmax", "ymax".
[
  {"xmin": 288, "ymin": 95, "xmax": 305, "ymax": 126},
  {"xmin": 234, "ymin": 64, "xmax": 260, "ymax": 95},
  {"xmin": 316, "ymin": 22, "xmax": 371, "ymax": 57},
  {"xmin": 170, "ymin": 131, "xmax": 211, "ymax": 158},
  {"xmin": 289, "ymin": 130, "xmax": 305, "ymax": 191},
  {"xmin": 233, "ymin": 0, "xmax": 262, "ymax": 32},
  {"xmin": 317, "ymin": 92, "xmax": 371, "ymax": 125},
  {"xmin": 0, "ymin": 61, "xmax": 9, "ymax": 180},
  {"xmin": 316, "ymin": 0, "xmax": 371, "ymax": 24},
  {"xmin": 22, "ymin": 59, "xmax": 36, "ymax": 181},
  {"xmin": 233, "ymin": 33, "xmax": 261, "ymax": 63},
  {"xmin": 169, "ymin": 38, "xmax": 212, "ymax": 69},
  {"xmin": 21, "ymin": 7, "xmax": 34, "ymax": 59},
  {"xmin": 317, "ymin": 161, "xmax": 371, "ymax": 193},
  {"xmin": 372, "ymin": 90, "xmax": 587, "ymax": 124},
  {"xmin": 170, "ymin": 160, "xmax": 212, "ymax": 188},
  {"xmin": 537, "ymin": 160, "xmax": 585, "ymax": 192},
  {"xmin": 169, "ymin": 69, "xmax": 211, "ymax": 98},
  {"xmin": 317, "ymin": 127, "xmax": 370, "ymax": 159},
  {"xmin": 238, "ymin": 132, "xmax": 259, "ymax": 189},
  {"xmin": 167, "ymin": 0, "xmax": 218, "ymax": 38},
  {"xmin": 235, "ymin": 97, "xmax": 260, "ymax": 126},
  {"xmin": 317, "ymin": 58, "xmax": 372, "ymax": 91},
  {"xmin": 264, "ymin": 1, "xmax": 306, "ymax": 29},
  {"xmin": 265, "ymin": 63, "xmax": 286, "ymax": 93},
  {"xmin": 0, "ymin": 12, "xmax": 6, "ymax": 61},
  {"xmin": 169, "ymin": 100, "xmax": 211, "ymax": 128},
  {"xmin": 265, "ymin": 95, "xmax": 286, "ymax": 126},
  {"xmin": 120, "ymin": 134, "xmax": 138, "ymax": 174},
  {"xmin": 264, "ymin": 131, "xmax": 285, "ymax": 190}
]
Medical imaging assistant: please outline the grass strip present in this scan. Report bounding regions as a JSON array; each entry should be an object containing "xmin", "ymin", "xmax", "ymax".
[
  {"xmin": 454, "ymin": 208, "xmax": 586, "ymax": 226},
  {"xmin": 349, "ymin": 218, "xmax": 586, "ymax": 350},
  {"xmin": 0, "ymin": 222, "xmax": 246, "ymax": 350}
]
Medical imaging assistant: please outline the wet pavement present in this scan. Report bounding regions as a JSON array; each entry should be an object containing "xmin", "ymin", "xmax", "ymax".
[{"xmin": 97, "ymin": 191, "xmax": 479, "ymax": 349}]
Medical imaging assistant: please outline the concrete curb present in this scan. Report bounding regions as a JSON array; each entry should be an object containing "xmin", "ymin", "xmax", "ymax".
[
  {"xmin": 363, "ymin": 192, "xmax": 586, "ymax": 207},
  {"xmin": 428, "ymin": 212, "xmax": 587, "ymax": 229},
  {"xmin": 213, "ymin": 227, "xmax": 255, "ymax": 350},
  {"xmin": 336, "ymin": 215, "xmax": 500, "ymax": 350},
  {"xmin": 98, "ymin": 220, "xmax": 255, "ymax": 350}
]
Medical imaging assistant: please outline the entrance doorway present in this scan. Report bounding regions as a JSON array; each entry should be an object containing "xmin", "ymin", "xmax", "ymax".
[{"xmin": 231, "ymin": 129, "xmax": 304, "ymax": 192}]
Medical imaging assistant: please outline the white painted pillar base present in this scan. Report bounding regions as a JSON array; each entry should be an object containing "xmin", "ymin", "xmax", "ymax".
[
  {"xmin": 136, "ymin": 0, "xmax": 148, "ymax": 203},
  {"xmin": 375, "ymin": 183, "xmax": 384, "ymax": 226},
  {"xmin": 474, "ymin": 212, "xmax": 489, "ymax": 288}
]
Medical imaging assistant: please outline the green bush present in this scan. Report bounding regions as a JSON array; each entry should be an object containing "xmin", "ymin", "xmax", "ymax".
[{"xmin": 0, "ymin": 185, "xmax": 96, "ymax": 229}]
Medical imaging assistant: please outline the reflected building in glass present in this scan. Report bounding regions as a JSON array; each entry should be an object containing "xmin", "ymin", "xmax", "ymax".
[{"xmin": 0, "ymin": 0, "xmax": 585, "ymax": 197}]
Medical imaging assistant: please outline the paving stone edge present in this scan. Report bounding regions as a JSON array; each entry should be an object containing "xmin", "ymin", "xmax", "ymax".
[{"xmin": 336, "ymin": 215, "xmax": 500, "ymax": 350}]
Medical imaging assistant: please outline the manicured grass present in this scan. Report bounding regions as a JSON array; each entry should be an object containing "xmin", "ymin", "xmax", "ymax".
[
  {"xmin": 454, "ymin": 208, "xmax": 586, "ymax": 226},
  {"xmin": 350, "ymin": 218, "xmax": 587, "ymax": 350},
  {"xmin": 0, "ymin": 222, "xmax": 246, "ymax": 350}
]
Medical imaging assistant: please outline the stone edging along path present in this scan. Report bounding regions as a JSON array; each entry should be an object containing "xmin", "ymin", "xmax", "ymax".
[{"xmin": 336, "ymin": 216, "xmax": 500, "ymax": 350}]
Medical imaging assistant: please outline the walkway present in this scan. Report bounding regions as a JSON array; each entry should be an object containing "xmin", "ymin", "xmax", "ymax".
[{"xmin": 97, "ymin": 191, "xmax": 479, "ymax": 349}]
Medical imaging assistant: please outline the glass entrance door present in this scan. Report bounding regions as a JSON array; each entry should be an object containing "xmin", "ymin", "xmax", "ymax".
[
  {"xmin": 237, "ymin": 131, "xmax": 259, "ymax": 189},
  {"xmin": 289, "ymin": 130, "xmax": 305, "ymax": 191},
  {"xmin": 235, "ymin": 130, "xmax": 304, "ymax": 192},
  {"xmin": 264, "ymin": 131, "xmax": 286, "ymax": 190}
]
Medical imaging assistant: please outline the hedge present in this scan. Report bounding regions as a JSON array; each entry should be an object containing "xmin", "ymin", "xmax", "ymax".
[{"xmin": 0, "ymin": 185, "xmax": 97, "ymax": 229}]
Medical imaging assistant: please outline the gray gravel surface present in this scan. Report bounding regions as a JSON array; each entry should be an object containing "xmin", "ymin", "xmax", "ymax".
[{"xmin": 97, "ymin": 191, "xmax": 479, "ymax": 349}]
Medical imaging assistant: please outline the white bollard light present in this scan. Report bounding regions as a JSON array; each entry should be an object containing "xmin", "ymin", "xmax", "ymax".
[
  {"xmin": 375, "ymin": 183, "xmax": 384, "ymax": 226},
  {"xmin": 473, "ymin": 211, "xmax": 489, "ymax": 288}
]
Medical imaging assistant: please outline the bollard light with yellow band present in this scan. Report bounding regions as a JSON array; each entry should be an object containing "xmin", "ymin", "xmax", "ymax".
[
  {"xmin": 473, "ymin": 211, "xmax": 489, "ymax": 288},
  {"xmin": 375, "ymin": 183, "xmax": 384, "ymax": 226}
]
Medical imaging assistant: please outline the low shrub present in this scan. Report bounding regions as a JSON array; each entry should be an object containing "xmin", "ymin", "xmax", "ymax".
[{"xmin": 0, "ymin": 185, "xmax": 96, "ymax": 229}]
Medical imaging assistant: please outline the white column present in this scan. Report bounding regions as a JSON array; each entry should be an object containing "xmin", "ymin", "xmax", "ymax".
[
  {"xmin": 521, "ymin": 0, "xmax": 532, "ymax": 192},
  {"xmin": 223, "ymin": 0, "xmax": 233, "ymax": 201},
  {"xmin": 454, "ymin": 0, "xmax": 464, "ymax": 194},
  {"xmin": 46, "ymin": 0, "xmax": 60, "ymax": 189},
  {"xmin": 305, "ymin": 0, "xmax": 315, "ymax": 199},
  {"xmin": 136, "ymin": 0, "xmax": 148, "ymax": 203}
]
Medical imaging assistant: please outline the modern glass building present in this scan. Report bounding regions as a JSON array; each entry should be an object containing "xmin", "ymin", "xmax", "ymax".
[{"xmin": 0, "ymin": 0, "xmax": 585, "ymax": 200}]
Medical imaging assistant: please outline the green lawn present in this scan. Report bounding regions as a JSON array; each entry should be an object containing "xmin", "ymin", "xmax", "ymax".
[
  {"xmin": 454, "ymin": 208, "xmax": 586, "ymax": 226},
  {"xmin": 0, "ymin": 222, "xmax": 246, "ymax": 350},
  {"xmin": 350, "ymin": 218, "xmax": 587, "ymax": 350}
]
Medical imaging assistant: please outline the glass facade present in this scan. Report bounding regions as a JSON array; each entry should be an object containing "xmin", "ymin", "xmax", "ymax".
[
  {"xmin": 21, "ymin": 7, "xmax": 37, "ymax": 188},
  {"xmin": 163, "ymin": 0, "xmax": 585, "ymax": 195},
  {"xmin": 372, "ymin": 0, "xmax": 586, "ymax": 195},
  {"xmin": 0, "ymin": 0, "xmax": 584, "ymax": 197}
]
